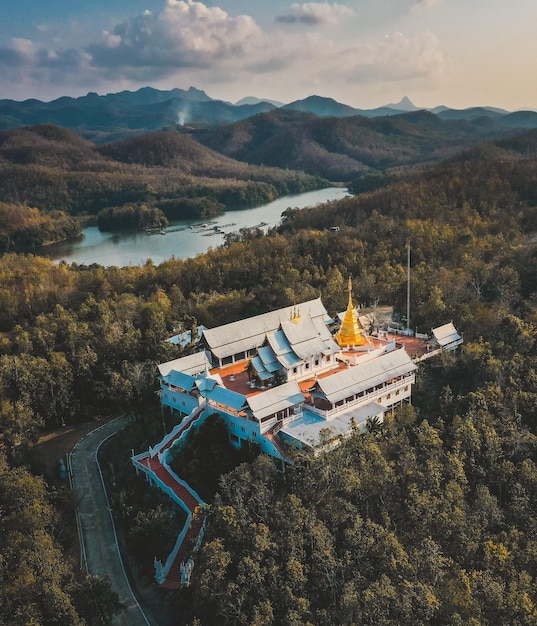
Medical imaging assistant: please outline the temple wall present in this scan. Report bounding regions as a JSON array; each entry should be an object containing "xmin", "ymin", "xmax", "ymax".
[{"xmin": 161, "ymin": 387, "xmax": 200, "ymax": 415}]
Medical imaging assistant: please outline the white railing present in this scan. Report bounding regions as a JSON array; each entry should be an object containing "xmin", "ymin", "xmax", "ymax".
[
  {"xmin": 413, "ymin": 338, "xmax": 463, "ymax": 362},
  {"xmin": 260, "ymin": 408, "xmax": 304, "ymax": 435},
  {"xmin": 306, "ymin": 375, "xmax": 415, "ymax": 419},
  {"xmin": 387, "ymin": 326, "xmax": 414, "ymax": 336},
  {"xmin": 156, "ymin": 511, "xmax": 207, "ymax": 587},
  {"xmin": 149, "ymin": 402, "xmax": 206, "ymax": 458},
  {"xmin": 154, "ymin": 511, "xmax": 193, "ymax": 584},
  {"xmin": 413, "ymin": 348, "xmax": 442, "ymax": 363},
  {"xmin": 131, "ymin": 405, "xmax": 208, "ymax": 588}
]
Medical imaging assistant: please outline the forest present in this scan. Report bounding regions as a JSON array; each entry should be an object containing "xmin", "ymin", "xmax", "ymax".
[
  {"xmin": 2, "ymin": 123, "xmax": 537, "ymax": 624},
  {"xmin": 0, "ymin": 124, "xmax": 326, "ymax": 250}
]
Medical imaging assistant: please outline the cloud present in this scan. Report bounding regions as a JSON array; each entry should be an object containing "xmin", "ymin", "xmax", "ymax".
[
  {"xmin": 0, "ymin": 0, "xmax": 445, "ymax": 103},
  {"xmin": 87, "ymin": 0, "xmax": 263, "ymax": 76},
  {"xmin": 0, "ymin": 36, "xmax": 94, "ymax": 97},
  {"xmin": 339, "ymin": 31, "xmax": 445, "ymax": 84},
  {"xmin": 412, "ymin": 0, "xmax": 441, "ymax": 8},
  {"xmin": 276, "ymin": 3, "xmax": 354, "ymax": 26}
]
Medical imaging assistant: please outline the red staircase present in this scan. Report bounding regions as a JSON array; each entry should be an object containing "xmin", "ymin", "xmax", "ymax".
[
  {"xmin": 132, "ymin": 408, "xmax": 207, "ymax": 589},
  {"xmin": 265, "ymin": 431, "xmax": 288, "ymax": 460},
  {"xmin": 159, "ymin": 512, "xmax": 204, "ymax": 588}
]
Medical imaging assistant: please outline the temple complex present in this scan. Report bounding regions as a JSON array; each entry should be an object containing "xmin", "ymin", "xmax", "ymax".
[
  {"xmin": 157, "ymin": 284, "xmax": 461, "ymax": 457},
  {"xmin": 134, "ymin": 281, "xmax": 463, "ymax": 588}
]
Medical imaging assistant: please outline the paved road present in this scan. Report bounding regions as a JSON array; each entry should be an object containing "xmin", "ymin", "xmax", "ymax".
[{"xmin": 69, "ymin": 416, "xmax": 152, "ymax": 626}]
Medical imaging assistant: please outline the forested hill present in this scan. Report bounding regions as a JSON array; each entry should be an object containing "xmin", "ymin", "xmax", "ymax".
[
  {"xmin": 0, "ymin": 124, "xmax": 326, "ymax": 250},
  {"xmin": 192, "ymin": 108, "xmax": 523, "ymax": 179},
  {"xmin": 3, "ymin": 121, "xmax": 537, "ymax": 622}
]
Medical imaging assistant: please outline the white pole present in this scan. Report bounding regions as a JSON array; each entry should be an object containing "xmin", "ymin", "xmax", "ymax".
[{"xmin": 407, "ymin": 238, "xmax": 411, "ymax": 332}]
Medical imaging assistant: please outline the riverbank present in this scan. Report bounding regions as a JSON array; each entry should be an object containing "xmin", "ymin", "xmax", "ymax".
[{"xmin": 38, "ymin": 186, "xmax": 350, "ymax": 267}]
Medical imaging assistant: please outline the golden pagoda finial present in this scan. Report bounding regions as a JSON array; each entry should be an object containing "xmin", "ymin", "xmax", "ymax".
[{"xmin": 335, "ymin": 275, "xmax": 367, "ymax": 348}]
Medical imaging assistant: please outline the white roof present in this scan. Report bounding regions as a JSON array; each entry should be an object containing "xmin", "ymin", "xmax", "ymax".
[
  {"xmin": 280, "ymin": 316, "xmax": 340, "ymax": 360},
  {"xmin": 316, "ymin": 348, "xmax": 416, "ymax": 404},
  {"xmin": 203, "ymin": 298, "xmax": 330, "ymax": 360},
  {"xmin": 158, "ymin": 351, "xmax": 211, "ymax": 377},
  {"xmin": 432, "ymin": 322, "xmax": 461, "ymax": 347},
  {"xmin": 281, "ymin": 404, "xmax": 384, "ymax": 448},
  {"xmin": 247, "ymin": 381, "xmax": 305, "ymax": 420}
]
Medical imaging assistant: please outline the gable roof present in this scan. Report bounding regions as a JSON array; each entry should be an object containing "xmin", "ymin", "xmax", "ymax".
[
  {"xmin": 432, "ymin": 322, "xmax": 462, "ymax": 347},
  {"xmin": 315, "ymin": 348, "xmax": 416, "ymax": 404},
  {"xmin": 164, "ymin": 370, "xmax": 197, "ymax": 391},
  {"xmin": 158, "ymin": 351, "xmax": 211, "ymax": 377},
  {"xmin": 280, "ymin": 315, "xmax": 340, "ymax": 359},
  {"xmin": 204, "ymin": 385, "xmax": 248, "ymax": 412},
  {"xmin": 246, "ymin": 381, "xmax": 305, "ymax": 420},
  {"xmin": 202, "ymin": 298, "xmax": 330, "ymax": 360}
]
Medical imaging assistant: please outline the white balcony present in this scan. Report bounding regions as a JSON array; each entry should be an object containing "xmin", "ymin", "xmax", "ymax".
[{"xmin": 306, "ymin": 374, "xmax": 415, "ymax": 420}]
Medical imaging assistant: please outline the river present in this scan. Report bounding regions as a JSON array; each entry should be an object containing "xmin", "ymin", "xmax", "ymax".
[{"xmin": 41, "ymin": 186, "xmax": 350, "ymax": 267}]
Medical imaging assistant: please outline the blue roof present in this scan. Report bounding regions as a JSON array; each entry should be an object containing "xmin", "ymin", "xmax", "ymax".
[
  {"xmin": 258, "ymin": 346, "xmax": 281, "ymax": 372},
  {"xmin": 269, "ymin": 329, "xmax": 293, "ymax": 355},
  {"xmin": 257, "ymin": 346, "xmax": 280, "ymax": 373},
  {"xmin": 277, "ymin": 351, "xmax": 302, "ymax": 369},
  {"xmin": 205, "ymin": 386, "xmax": 248, "ymax": 412},
  {"xmin": 250, "ymin": 355, "xmax": 273, "ymax": 380},
  {"xmin": 166, "ymin": 370, "xmax": 196, "ymax": 391}
]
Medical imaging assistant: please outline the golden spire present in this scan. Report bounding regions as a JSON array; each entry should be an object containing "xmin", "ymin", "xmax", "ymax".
[
  {"xmin": 335, "ymin": 277, "xmax": 367, "ymax": 348},
  {"xmin": 290, "ymin": 304, "xmax": 302, "ymax": 324}
]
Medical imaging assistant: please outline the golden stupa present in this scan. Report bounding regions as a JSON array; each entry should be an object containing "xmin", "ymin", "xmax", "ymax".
[{"xmin": 335, "ymin": 277, "xmax": 367, "ymax": 348}]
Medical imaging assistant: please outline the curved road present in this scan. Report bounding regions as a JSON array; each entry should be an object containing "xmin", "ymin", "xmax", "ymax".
[{"xmin": 68, "ymin": 416, "xmax": 152, "ymax": 626}]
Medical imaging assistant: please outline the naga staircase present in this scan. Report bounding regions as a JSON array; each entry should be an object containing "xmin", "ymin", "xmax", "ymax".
[{"xmin": 131, "ymin": 404, "xmax": 207, "ymax": 589}]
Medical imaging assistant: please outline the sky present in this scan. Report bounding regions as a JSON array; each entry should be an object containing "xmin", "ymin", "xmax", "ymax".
[{"xmin": 1, "ymin": 0, "xmax": 536, "ymax": 111}]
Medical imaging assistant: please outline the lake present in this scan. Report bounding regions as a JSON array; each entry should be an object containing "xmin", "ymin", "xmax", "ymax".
[{"xmin": 41, "ymin": 186, "xmax": 350, "ymax": 266}]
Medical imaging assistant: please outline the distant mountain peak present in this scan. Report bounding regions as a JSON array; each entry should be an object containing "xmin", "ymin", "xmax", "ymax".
[
  {"xmin": 386, "ymin": 96, "xmax": 418, "ymax": 112},
  {"xmin": 235, "ymin": 96, "xmax": 284, "ymax": 108},
  {"xmin": 283, "ymin": 95, "xmax": 358, "ymax": 117}
]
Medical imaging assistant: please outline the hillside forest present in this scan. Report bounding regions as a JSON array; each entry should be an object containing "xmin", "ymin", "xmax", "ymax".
[
  {"xmin": 2, "ymin": 119, "xmax": 537, "ymax": 624},
  {"xmin": 3, "ymin": 106, "xmax": 537, "ymax": 254},
  {"xmin": 0, "ymin": 123, "xmax": 326, "ymax": 252}
]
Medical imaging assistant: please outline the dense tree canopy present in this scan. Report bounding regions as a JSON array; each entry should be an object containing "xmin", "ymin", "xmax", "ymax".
[
  {"xmin": 176, "ymin": 402, "xmax": 537, "ymax": 625},
  {"xmin": 1, "ymin": 127, "xmax": 537, "ymax": 624},
  {"xmin": 0, "ymin": 125, "xmax": 327, "ymax": 250}
]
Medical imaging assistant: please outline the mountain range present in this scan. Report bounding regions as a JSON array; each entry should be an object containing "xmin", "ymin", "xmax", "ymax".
[{"xmin": 2, "ymin": 87, "xmax": 537, "ymax": 144}]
